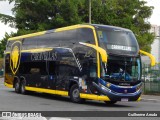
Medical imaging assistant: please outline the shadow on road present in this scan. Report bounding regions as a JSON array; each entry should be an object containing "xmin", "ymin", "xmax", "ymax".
[{"xmin": 7, "ymin": 90, "xmax": 133, "ymax": 108}]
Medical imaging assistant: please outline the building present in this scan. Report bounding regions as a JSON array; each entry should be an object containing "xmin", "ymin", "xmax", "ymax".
[
  {"xmin": 150, "ymin": 25, "xmax": 160, "ymax": 63},
  {"xmin": 151, "ymin": 36, "xmax": 160, "ymax": 63},
  {"xmin": 150, "ymin": 25, "xmax": 160, "ymax": 37}
]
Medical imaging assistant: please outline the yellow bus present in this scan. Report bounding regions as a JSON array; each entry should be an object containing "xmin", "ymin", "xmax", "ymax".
[{"xmin": 4, "ymin": 24, "xmax": 155, "ymax": 104}]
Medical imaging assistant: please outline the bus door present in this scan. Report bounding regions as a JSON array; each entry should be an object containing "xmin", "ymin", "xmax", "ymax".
[{"xmin": 46, "ymin": 61, "xmax": 57, "ymax": 90}]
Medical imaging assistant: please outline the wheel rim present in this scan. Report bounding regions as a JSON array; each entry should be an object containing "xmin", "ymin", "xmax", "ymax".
[
  {"xmin": 15, "ymin": 82, "xmax": 19, "ymax": 92},
  {"xmin": 21, "ymin": 83, "xmax": 24, "ymax": 93},
  {"xmin": 72, "ymin": 89, "xmax": 79, "ymax": 99}
]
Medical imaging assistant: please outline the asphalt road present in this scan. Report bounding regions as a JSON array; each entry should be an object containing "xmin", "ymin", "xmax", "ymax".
[{"xmin": 0, "ymin": 78, "xmax": 160, "ymax": 120}]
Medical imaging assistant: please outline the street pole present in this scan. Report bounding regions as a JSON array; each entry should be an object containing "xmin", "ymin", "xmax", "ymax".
[{"xmin": 89, "ymin": 0, "xmax": 91, "ymax": 24}]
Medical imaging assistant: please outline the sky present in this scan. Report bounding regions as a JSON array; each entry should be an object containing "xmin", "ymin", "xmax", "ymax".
[
  {"xmin": 0, "ymin": 1, "xmax": 16, "ymax": 40},
  {"xmin": 0, "ymin": 0, "xmax": 160, "ymax": 40}
]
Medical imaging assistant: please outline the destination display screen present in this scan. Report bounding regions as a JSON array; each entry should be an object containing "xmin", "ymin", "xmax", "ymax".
[
  {"xmin": 97, "ymin": 28, "xmax": 139, "ymax": 55},
  {"xmin": 107, "ymin": 44, "xmax": 136, "ymax": 52}
]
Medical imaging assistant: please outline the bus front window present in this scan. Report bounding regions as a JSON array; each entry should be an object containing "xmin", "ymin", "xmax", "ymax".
[
  {"xmin": 102, "ymin": 56, "xmax": 141, "ymax": 81},
  {"xmin": 97, "ymin": 29, "xmax": 139, "ymax": 56}
]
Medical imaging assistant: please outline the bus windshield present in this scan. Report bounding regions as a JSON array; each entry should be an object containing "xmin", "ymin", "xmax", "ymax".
[
  {"xmin": 102, "ymin": 55, "xmax": 141, "ymax": 82},
  {"xmin": 97, "ymin": 29, "xmax": 139, "ymax": 55}
]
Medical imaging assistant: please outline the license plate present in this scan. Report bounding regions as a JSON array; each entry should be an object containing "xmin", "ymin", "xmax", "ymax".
[{"xmin": 121, "ymin": 98, "xmax": 128, "ymax": 102}]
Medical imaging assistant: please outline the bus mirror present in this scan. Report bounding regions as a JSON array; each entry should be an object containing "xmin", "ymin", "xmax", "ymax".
[
  {"xmin": 79, "ymin": 42, "xmax": 108, "ymax": 63},
  {"xmin": 139, "ymin": 50, "xmax": 156, "ymax": 66}
]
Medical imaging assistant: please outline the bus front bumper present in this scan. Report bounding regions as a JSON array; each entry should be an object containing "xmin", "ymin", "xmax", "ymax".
[{"xmin": 92, "ymin": 82, "xmax": 142, "ymax": 102}]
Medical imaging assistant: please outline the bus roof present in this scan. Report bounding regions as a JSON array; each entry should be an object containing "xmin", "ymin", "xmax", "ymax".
[{"xmin": 8, "ymin": 24, "xmax": 131, "ymax": 41}]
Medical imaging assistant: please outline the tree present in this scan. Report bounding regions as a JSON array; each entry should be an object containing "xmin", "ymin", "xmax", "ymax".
[
  {"xmin": 0, "ymin": 33, "xmax": 10, "ymax": 58},
  {"xmin": 89, "ymin": 0, "xmax": 154, "ymax": 52},
  {"xmin": 0, "ymin": 0, "xmax": 154, "ymax": 54},
  {"xmin": 0, "ymin": 32, "xmax": 19, "ymax": 58}
]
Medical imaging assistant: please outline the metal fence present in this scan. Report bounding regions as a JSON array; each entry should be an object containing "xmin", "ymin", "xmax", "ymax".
[{"xmin": 142, "ymin": 63, "xmax": 160, "ymax": 94}]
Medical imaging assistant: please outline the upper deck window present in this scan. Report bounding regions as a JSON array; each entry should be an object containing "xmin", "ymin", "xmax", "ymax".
[
  {"xmin": 77, "ymin": 28, "xmax": 95, "ymax": 44},
  {"xmin": 22, "ymin": 38, "xmax": 37, "ymax": 50}
]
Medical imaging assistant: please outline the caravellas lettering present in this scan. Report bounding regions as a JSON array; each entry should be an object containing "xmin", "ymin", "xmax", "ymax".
[{"xmin": 31, "ymin": 51, "xmax": 57, "ymax": 61}]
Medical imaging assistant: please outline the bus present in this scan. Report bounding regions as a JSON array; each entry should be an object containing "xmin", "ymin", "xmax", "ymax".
[{"xmin": 4, "ymin": 24, "xmax": 155, "ymax": 104}]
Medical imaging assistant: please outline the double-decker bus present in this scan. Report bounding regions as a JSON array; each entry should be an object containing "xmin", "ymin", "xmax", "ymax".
[{"xmin": 4, "ymin": 24, "xmax": 155, "ymax": 104}]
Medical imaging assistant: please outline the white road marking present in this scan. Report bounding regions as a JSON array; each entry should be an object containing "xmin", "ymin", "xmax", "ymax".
[
  {"xmin": 49, "ymin": 118, "xmax": 72, "ymax": 120},
  {"xmin": 141, "ymin": 98, "xmax": 160, "ymax": 101}
]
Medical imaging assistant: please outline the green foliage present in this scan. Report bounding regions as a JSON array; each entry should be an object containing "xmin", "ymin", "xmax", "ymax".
[
  {"xmin": 0, "ymin": 0, "xmax": 155, "ymax": 57},
  {"xmin": 0, "ymin": 32, "xmax": 16, "ymax": 58},
  {"xmin": 0, "ymin": 13, "xmax": 15, "ymax": 27}
]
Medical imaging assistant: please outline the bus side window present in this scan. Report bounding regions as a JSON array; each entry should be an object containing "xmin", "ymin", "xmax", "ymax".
[
  {"xmin": 62, "ymin": 29, "xmax": 77, "ymax": 46},
  {"xmin": 6, "ymin": 41, "xmax": 14, "ymax": 51},
  {"xmin": 77, "ymin": 28, "xmax": 95, "ymax": 44},
  {"xmin": 37, "ymin": 33, "xmax": 62, "ymax": 48},
  {"xmin": 90, "ymin": 65, "xmax": 97, "ymax": 78},
  {"xmin": 22, "ymin": 38, "xmax": 37, "ymax": 50}
]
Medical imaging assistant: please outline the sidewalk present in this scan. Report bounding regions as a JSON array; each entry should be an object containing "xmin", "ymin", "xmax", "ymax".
[{"xmin": 141, "ymin": 94, "xmax": 160, "ymax": 102}]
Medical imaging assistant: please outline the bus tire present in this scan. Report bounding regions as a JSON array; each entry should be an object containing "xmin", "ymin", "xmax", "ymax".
[
  {"xmin": 20, "ymin": 80, "xmax": 26, "ymax": 94},
  {"xmin": 104, "ymin": 101, "xmax": 117, "ymax": 105},
  {"xmin": 70, "ymin": 84, "xmax": 83, "ymax": 103},
  {"xmin": 14, "ymin": 80, "xmax": 20, "ymax": 93}
]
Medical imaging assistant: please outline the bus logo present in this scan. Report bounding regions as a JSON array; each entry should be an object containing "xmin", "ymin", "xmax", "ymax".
[{"xmin": 10, "ymin": 41, "xmax": 21, "ymax": 74}]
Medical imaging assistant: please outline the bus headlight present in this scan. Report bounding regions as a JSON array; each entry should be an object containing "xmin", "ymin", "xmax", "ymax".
[
  {"xmin": 136, "ymin": 85, "xmax": 142, "ymax": 91},
  {"xmin": 106, "ymin": 83, "xmax": 111, "ymax": 88}
]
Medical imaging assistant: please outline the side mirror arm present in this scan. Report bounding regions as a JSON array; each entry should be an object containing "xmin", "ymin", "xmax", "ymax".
[
  {"xmin": 79, "ymin": 42, "xmax": 108, "ymax": 63},
  {"xmin": 139, "ymin": 50, "xmax": 156, "ymax": 66}
]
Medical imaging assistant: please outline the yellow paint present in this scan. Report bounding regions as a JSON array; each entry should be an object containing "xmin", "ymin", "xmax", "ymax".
[
  {"xmin": 79, "ymin": 42, "xmax": 107, "ymax": 63},
  {"xmin": 8, "ymin": 31, "xmax": 46, "ymax": 41},
  {"xmin": 22, "ymin": 48, "xmax": 52, "ymax": 53},
  {"xmin": 56, "ymin": 90, "xmax": 68, "ymax": 96},
  {"xmin": 10, "ymin": 41, "xmax": 21, "ymax": 75},
  {"xmin": 9, "ymin": 25, "xmax": 94, "ymax": 41},
  {"xmin": 140, "ymin": 50, "xmax": 156, "ymax": 66},
  {"xmin": 106, "ymin": 83, "xmax": 111, "ymax": 88},
  {"xmin": 4, "ymin": 82, "xmax": 13, "ymax": 88},
  {"xmin": 5, "ymin": 48, "xmax": 53, "ymax": 54},
  {"xmin": 5, "ymin": 74, "xmax": 14, "ymax": 84},
  {"xmin": 92, "ymin": 29, "xmax": 101, "ymax": 78},
  {"xmin": 80, "ymin": 93, "xmax": 110, "ymax": 101},
  {"xmin": 25, "ymin": 86, "xmax": 68, "ymax": 96},
  {"xmin": 55, "ymin": 24, "xmax": 94, "ymax": 32},
  {"xmin": 137, "ymin": 97, "xmax": 141, "ymax": 101},
  {"xmin": 11, "ymin": 46, "xmax": 19, "ymax": 69}
]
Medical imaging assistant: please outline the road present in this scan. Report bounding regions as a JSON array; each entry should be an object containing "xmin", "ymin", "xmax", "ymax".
[{"xmin": 0, "ymin": 78, "xmax": 160, "ymax": 120}]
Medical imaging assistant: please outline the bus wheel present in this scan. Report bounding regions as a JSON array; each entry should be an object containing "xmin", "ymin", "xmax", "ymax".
[
  {"xmin": 20, "ymin": 80, "xmax": 26, "ymax": 94},
  {"xmin": 70, "ymin": 84, "xmax": 83, "ymax": 103},
  {"xmin": 104, "ymin": 101, "xmax": 117, "ymax": 105},
  {"xmin": 14, "ymin": 80, "xmax": 20, "ymax": 93}
]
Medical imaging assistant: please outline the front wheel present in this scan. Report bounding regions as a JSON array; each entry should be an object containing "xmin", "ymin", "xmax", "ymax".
[
  {"xmin": 104, "ymin": 101, "xmax": 117, "ymax": 105},
  {"xmin": 70, "ymin": 84, "xmax": 84, "ymax": 103}
]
